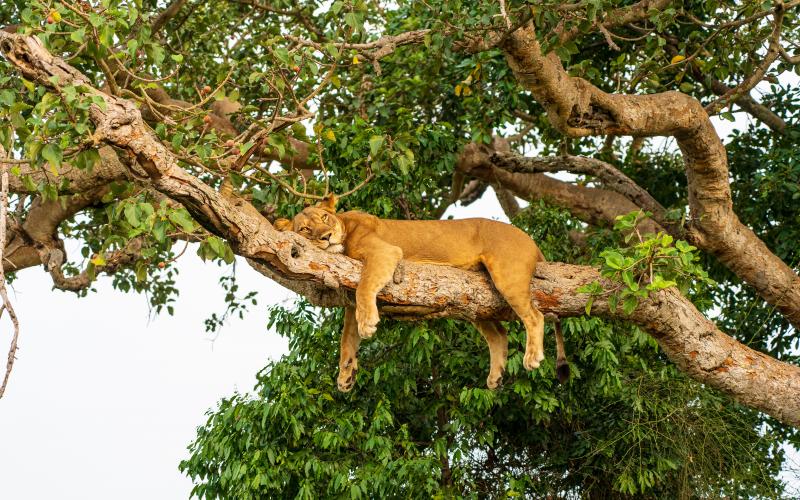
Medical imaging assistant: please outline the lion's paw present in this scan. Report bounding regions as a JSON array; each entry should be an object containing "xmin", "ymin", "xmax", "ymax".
[
  {"xmin": 486, "ymin": 373, "xmax": 503, "ymax": 390},
  {"xmin": 523, "ymin": 351, "xmax": 544, "ymax": 371},
  {"xmin": 356, "ymin": 305, "xmax": 379, "ymax": 339},
  {"xmin": 337, "ymin": 357, "xmax": 358, "ymax": 392},
  {"xmin": 337, "ymin": 371, "xmax": 356, "ymax": 392}
]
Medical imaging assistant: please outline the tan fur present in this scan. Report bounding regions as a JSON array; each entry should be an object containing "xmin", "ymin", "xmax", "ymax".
[{"xmin": 275, "ymin": 195, "xmax": 568, "ymax": 392}]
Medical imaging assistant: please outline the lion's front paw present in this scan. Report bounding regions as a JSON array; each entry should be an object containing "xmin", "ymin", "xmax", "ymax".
[
  {"xmin": 523, "ymin": 350, "xmax": 545, "ymax": 371},
  {"xmin": 356, "ymin": 304, "xmax": 379, "ymax": 339}
]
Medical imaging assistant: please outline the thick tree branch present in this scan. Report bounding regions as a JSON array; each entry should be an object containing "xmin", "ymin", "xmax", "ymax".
[
  {"xmin": 490, "ymin": 149, "xmax": 676, "ymax": 235},
  {"xmin": 457, "ymin": 143, "xmax": 664, "ymax": 235},
  {"xmin": 3, "ymin": 31, "xmax": 800, "ymax": 427},
  {"xmin": 501, "ymin": 23, "xmax": 800, "ymax": 330}
]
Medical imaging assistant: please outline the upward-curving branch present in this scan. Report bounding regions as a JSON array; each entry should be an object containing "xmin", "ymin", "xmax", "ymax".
[{"xmin": 500, "ymin": 23, "xmax": 800, "ymax": 331}]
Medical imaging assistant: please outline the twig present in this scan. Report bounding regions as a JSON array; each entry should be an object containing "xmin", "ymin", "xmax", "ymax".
[
  {"xmin": 498, "ymin": 0, "xmax": 512, "ymax": 29},
  {"xmin": 705, "ymin": 2, "xmax": 786, "ymax": 115},
  {"xmin": 780, "ymin": 47, "xmax": 800, "ymax": 64},
  {"xmin": 0, "ymin": 145, "xmax": 21, "ymax": 399}
]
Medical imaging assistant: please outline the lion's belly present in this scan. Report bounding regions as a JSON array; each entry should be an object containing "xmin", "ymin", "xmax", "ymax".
[{"xmin": 403, "ymin": 253, "xmax": 484, "ymax": 271}]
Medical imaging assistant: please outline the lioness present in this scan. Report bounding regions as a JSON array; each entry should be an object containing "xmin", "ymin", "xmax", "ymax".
[{"xmin": 275, "ymin": 195, "xmax": 568, "ymax": 392}]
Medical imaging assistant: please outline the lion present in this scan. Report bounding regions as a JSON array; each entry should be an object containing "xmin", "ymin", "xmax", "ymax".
[{"xmin": 274, "ymin": 195, "xmax": 568, "ymax": 392}]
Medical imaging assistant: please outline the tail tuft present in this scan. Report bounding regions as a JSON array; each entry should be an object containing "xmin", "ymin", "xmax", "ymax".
[{"xmin": 556, "ymin": 359, "xmax": 570, "ymax": 384}]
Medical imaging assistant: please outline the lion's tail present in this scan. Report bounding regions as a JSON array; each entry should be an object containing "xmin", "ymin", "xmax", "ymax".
[{"xmin": 554, "ymin": 320, "xmax": 570, "ymax": 384}]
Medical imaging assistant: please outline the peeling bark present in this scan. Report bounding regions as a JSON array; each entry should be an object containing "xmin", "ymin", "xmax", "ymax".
[{"xmin": 2, "ymin": 31, "xmax": 800, "ymax": 427}]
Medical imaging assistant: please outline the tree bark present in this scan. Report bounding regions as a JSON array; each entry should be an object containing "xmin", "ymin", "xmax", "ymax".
[
  {"xmin": 500, "ymin": 24, "xmax": 800, "ymax": 330},
  {"xmin": 2, "ymin": 31, "xmax": 800, "ymax": 427},
  {"xmin": 457, "ymin": 143, "xmax": 664, "ymax": 235}
]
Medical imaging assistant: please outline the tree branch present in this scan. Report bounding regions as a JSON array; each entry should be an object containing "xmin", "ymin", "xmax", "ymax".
[
  {"xmin": 560, "ymin": 0, "xmax": 674, "ymax": 44},
  {"xmin": 457, "ymin": 142, "xmax": 665, "ymax": 235},
  {"xmin": 501, "ymin": 23, "xmax": 800, "ymax": 330},
  {"xmin": 490, "ymin": 149, "xmax": 676, "ymax": 235},
  {"xmin": 0, "ymin": 146, "xmax": 20, "ymax": 399},
  {"xmin": 151, "ymin": 0, "xmax": 191, "ymax": 35}
]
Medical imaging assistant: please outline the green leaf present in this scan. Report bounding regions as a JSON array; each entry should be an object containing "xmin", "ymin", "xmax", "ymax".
[
  {"xmin": 75, "ymin": 149, "xmax": 101, "ymax": 170},
  {"xmin": 41, "ymin": 144, "xmax": 63, "ymax": 171},
  {"xmin": 344, "ymin": 12, "xmax": 360, "ymax": 31},
  {"xmin": 649, "ymin": 275, "xmax": 677, "ymax": 290},
  {"xmin": 622, "ymin": 296, "xmax": 638, "ymax": 315},
  {"xmin": 168, "ymin": 210, "xmax": 196, "ymax": 233},
  {"xmin": 0, "ymin": 89, "xmax": 14, "ymax": 106},
  {"xmin": 124, "ymin": 204, "xmax": 140, "ymax": 227},
  {"xmin": 368, "ymin": 135, "xmax": 384, "ymax": 156},
  {"xmin": 603, "ymin": 250, "xmax": 625, "ymax": 270},
  {"xmin": 622, "ymin": 270, "xmax": 638, "ymax": 291},
  {"xmin": 325, "ymin": 43, "xmax": 340, "ymax": 59},
  {"xmin": 675, "ymin": 240, "xmax": 695, "ymax": 253}
]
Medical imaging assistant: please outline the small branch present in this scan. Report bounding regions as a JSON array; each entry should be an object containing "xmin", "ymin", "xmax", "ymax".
[
  {"xmin": 704, "ymin": 2, "xmax": 786, "ymax": 116},
  {"xmin": 151, "ymin": 0, "xmax": 190, "ymax": 35},
  {"xmin": 0, "ymin": 146, "xmax": 21, "ymax": 399},
  {"xmin": 780, "ymin": 46, "xmax": 800, "ymax": 64},
  {"xmin": 285, "ymin": 29, "xmax": 431, "ymax": 63},
  {"xmin": 596, "ymin": 22, "xmax": 620, "ymax": 51},
  {"xmin": 498, "ymin": 0, "xmax": 512, "ymax": 29}
]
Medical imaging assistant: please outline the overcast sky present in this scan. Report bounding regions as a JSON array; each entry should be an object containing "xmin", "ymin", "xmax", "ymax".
[{"xmin": 1, "ymin": 113, "xmax": 798, "ymax": 497}]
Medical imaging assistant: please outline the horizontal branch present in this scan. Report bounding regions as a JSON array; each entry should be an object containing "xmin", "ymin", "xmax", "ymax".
[
  {"xmin": 248, "ymin": 257, "xmax": 800, "ymax": 428},
  {"xmin": 457, "ymin": 142, "xmax": 665, "ymax": 235}
]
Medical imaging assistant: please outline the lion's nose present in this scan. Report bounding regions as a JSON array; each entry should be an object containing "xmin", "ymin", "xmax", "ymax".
[{"xmin": 320, "ymin": 232, "xmax": 332, "ymax": 241}]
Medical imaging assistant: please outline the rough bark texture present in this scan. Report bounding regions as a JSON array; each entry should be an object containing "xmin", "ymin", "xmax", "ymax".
[
  {"xmin": 458, "ymin": 143, "xmax": 664, "ymax": 235},
  {"xmin": 2, "ymin": 32, "xmax": 800, "ymax": 427},
  {"xmin": 501, "ymin": 24, "xmax": 800, "ymax": 330}
]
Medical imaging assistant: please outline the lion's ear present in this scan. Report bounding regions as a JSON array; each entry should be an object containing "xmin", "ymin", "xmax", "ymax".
[
  {"xmin": 274, "ymin": 218, "xmax": 293, "ymax": 231},
  {"xmin": 315, "ymin": 194, "xmax": 338, "ymax": 213}
]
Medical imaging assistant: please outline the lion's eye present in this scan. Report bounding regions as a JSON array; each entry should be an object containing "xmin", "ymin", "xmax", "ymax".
[
  {"xmin": 322, "ymin": 214, "xmax": 330, "ymax": 223},
  {"xmin": 299, "ymin": 227, "xmax": 310, "ymax": 234}
]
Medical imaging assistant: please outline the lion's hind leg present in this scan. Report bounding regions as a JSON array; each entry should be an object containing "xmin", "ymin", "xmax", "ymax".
[
  {"xmin": 474, "ymin": 321, "xmax": 509, "ymax": 389},
  {"xmin": 337, "ymin": 307, "xmax": 361, "ymax": 392},
  {"xmin": 481, "ymin": 254, "xmax": 545, "ymax": 371}
]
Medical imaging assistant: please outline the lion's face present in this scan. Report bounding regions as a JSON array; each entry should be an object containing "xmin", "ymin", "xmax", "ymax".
[{"xmin": 274, "ymin": 203, "xmax": 346, "ymax": 254}]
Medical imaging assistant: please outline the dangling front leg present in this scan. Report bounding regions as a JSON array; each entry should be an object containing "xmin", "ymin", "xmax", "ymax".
[
  {"xmin": 337, "ymin": 307, "xmax": 361, "ymax": 392},
  {"xmin": 353, "ymin": 237, "xmax": 402, "ymax": 339}
]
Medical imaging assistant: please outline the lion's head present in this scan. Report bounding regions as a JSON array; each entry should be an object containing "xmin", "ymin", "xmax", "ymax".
[{"xmin": 274, "ymin": 195, "xmax": 346, "ymax": 254}]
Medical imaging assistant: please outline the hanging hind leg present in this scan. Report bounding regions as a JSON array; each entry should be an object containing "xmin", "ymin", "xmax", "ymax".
[
  {"xmin": 473, "ymin": 321, "xmax": 509, "ymax": 389},
  {"xmin": 337, "ymin": 307, "xmax": 361, "ymax": 392},
  {"xmin": 481, "ymin": 254, "xmax": 545, "ymax": 371}
]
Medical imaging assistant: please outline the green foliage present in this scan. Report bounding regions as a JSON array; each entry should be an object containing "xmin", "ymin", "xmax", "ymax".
[
  {"xmin": 182, "ymin": 303, "xmax": 785, "ymax": 498},
  {"xmin": 578, "ymin": 211, "xmax": 716, "ymax": 316}
]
